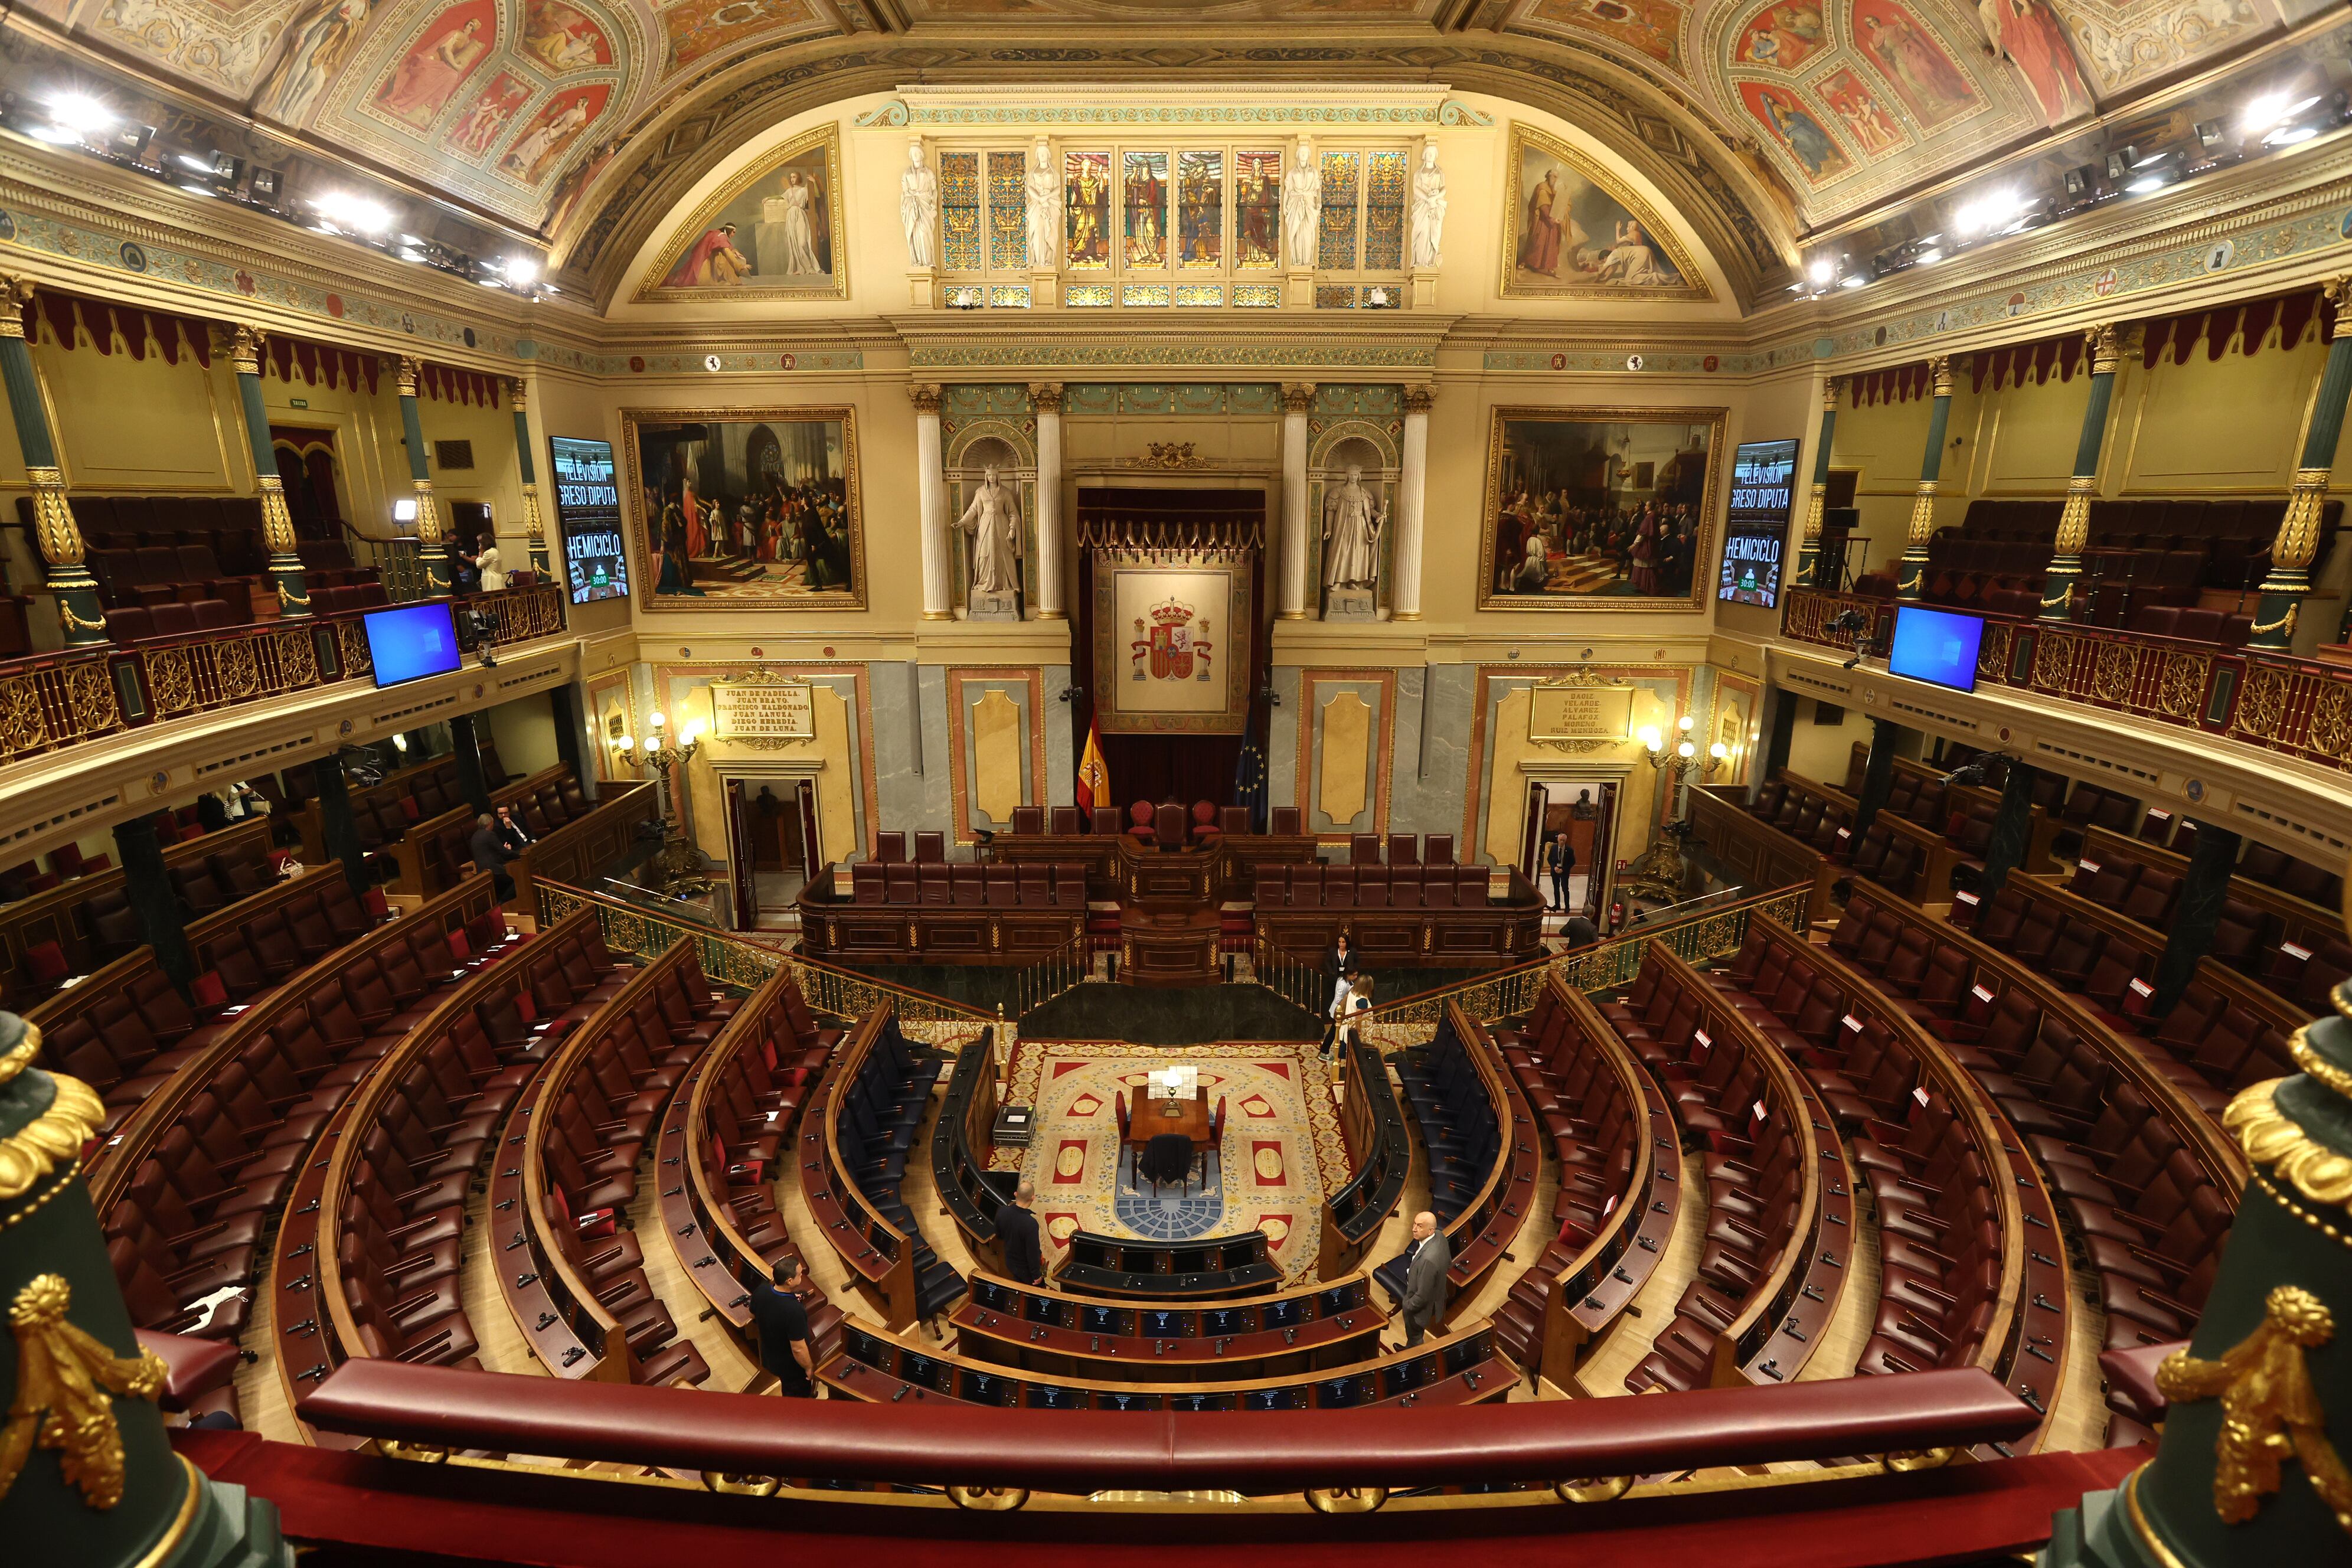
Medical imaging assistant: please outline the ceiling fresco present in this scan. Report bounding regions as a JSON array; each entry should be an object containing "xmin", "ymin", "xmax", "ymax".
[{"xmin": 5, "ymin": 0, "xmax": 2322, "ymax": 276}]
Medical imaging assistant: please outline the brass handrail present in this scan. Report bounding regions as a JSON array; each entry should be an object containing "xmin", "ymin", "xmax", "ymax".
[
  {"xmin": 534, "ymin": 880, "xmax": 995, "ymax": 1022},
  {"xmin": 1367, "ymin": 882, "xmax": 1813, "ymax": 1025},
  {"xmin": 1012, "ymin": 925, "xmax": 1092, "ymax": 1019}
]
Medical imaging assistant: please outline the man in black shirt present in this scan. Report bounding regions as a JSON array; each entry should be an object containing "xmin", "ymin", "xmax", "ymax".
[
  {"xmin": 468, "ymin": 812, "xmax": 517, "ymax": 901},
  {"xmin": 996, "ymin": 1180, "xmax": 1045, "ymax": 1286},
  {"xmin": 749, "ymin": 1257, "xmax": 817, "ymax": 1397}
]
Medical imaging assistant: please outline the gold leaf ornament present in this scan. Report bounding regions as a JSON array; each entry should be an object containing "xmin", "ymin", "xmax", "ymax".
[
  {"xmin": 2157, "ymin": 1285, "xmax": 2352, "ymax": 1536},
  {"xmin": 0, "ymin": 1273, "xmax": 168, "ymax": 1509}
]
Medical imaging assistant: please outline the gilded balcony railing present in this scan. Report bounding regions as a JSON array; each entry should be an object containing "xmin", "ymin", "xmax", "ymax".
[
  {"xmin": 0, "ymin": 648, "xmax": 126, "ymax": 767},
  {"xmin": 1366, "ymin": 882, "xmax": 1811, "ymax": 1025},
  {"xmin": 1780, "ymin": 583, "xmax": 2352, "ymax": 779},
  {"xmin": 535, "ymin": 880, "xmax": 995, "ymax": 1024}
]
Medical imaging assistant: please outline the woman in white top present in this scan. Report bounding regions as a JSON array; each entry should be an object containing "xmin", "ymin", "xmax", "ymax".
[{"xmin": 471, "ymin": 534, "xmax": 507, "ymax": 593}]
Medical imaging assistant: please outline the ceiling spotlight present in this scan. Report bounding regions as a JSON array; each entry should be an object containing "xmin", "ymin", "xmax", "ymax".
[
  {"xmin": 1839, "ymin": 272, "xmax": 1868, "ymax": 289},
  {"xmin": 2196, "ymin": 119, "xmax": 2226, "ymax": 149},
  {"xmin": 1807, "ymin": 256, "xmax": 1837, "ymax": 287},
  {"xmin": 502, "ymin": 255, "xmax": 540, "ymax": 287},
  {"xmin": 315, "ymin": 190, "xmax": 391, "ymax": 235},
  {"xmin": 2125, "ymin": 168, "xmax": 2177, "ymax": 194},
  {"xmin": 1915, "ymin": 247, "xmax": 1942, "ymax": 266},
  {"xmin": 24, "ymin": 123, "xmax": 80, "ymax": 145},
  {"xmin": 2242, "ymin": 93, "xmax": 2318, "ymax": 137},
  {"xmin": 2264, "ymin": 122, "xmax": 2321, "ymax": 148},
  {"xmin": 45, "ymin": 92, "xmax": 115, "ymax": 137}
]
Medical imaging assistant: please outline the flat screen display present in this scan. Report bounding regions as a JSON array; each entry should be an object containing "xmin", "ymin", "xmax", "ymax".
[
  {"xmin": 1718, "ymin": 437, "xmax": 1799, "ymax": 609},
  {"xmin": 364, "ymin": 602, "xmax": 460, "ymax": 689},
  {"xmin": 548, "ymin": 435, "xmax": 628, "ymax": 603},
  {"xmin": 1888, "ymin": 606, "xmax": 1985, "ymax": 692}
]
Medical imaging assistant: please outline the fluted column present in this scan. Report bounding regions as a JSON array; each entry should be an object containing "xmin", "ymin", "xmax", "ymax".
[
  {"xmin": 1029, "ymin": 381, "xmax": 1065, "ymax": 620},
  {"xmin": 511, "ymin": 376, "xmax": 549, "ymax": 573},
  {"xmin": 1393, "ymin": 383, "xmax": 1433, "ymax": 620},
  {"xmin": 0, "ymin": 277, "xmax": 104, "ymax": 645},
  {"xmin": 2040, "ymin": 324, "xmax": 2128, "ymax": 623},
  {"xmin": 1279, "ymin": 381, "xmax": 1315, "ymax": 619},
  {"xmin": 222, "ymin": 325, "xmax": 311, "ymax": 619},
  {"xmin": 912, "ymin": 382, "xmax": 949, "ymax": 620},
  {"xmin": 1895, "ymin": 357, "xmax": 1954, "ymax": 602},
  {"xmin": 1800, "ymin": 377, "xmax": 1840, "ymax": 589},
  {"xmin": 397, "ymin": 357, "xmax": 450, "ymax": 597},
  {"xmin": 2250, "ymin": 275, "xmax": 2352, "ymax": 651}
]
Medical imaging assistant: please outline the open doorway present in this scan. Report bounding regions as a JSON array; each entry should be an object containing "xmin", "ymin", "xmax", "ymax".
[
  {"xmin": 717, "ymin": 770, "xmax": 824, "ymax": 930},
  {"xmin": 1518, "ymin": 774, "xmax": 1622, "ymax": 929}
]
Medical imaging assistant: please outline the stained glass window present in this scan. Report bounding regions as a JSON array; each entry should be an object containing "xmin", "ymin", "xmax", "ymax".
[
  {"xmin": 1234, "ymin": 150, "xmax": 1280, "ymax": 269},
  {"xmin": 1318, "ymin": 150, "xmax": 1360, "ymax": 272},
  {"xmin": 1364, "ymin": 149, "xmax": 1406, "ymax": 273},
  {"xmin": 940, "ymin": 150, "xmax": 981, "ymax": 273},
  {"xmin": 1123, "ymin": 150, "xmax": 1168, "ymax": 268},
  {"xmin": 1176, "ymin": 150, "xmax": 1223, "ymax": 269},
  {"xmin": 1064, "ymin": 152, "xmax": 1112, "ymax": 270},
  {"xmin": 987, "ymin": 151, "xmax": 1027, "ymax": 272}
]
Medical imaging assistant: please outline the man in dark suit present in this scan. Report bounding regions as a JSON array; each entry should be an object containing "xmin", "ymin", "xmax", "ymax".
[
  {"xmin": 469, "ymin": 812, "xmax": 517, "ymax": 901},
  {"xmin": 1397, "ymin": 1209, "xmax": 1450, "ymax": 1348},
  {"xmin": 1544, "ymin": 831, "xmax": 1576, "ymax": 912},
  {"xmin": 749, "ymin": 1257, "xmax": 818, "ymax": 1397},
  {"xmin": 494, "ymin": 803, "xmax": 534, "ymax": 857},
  {"xmin": 996, "ymin": 1180, "xmax": 1045, "ymax": 1285}
]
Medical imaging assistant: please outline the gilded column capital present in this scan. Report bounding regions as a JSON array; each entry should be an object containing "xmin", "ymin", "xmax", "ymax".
[
  {"xmin": 1403, "ymin": 384, "xmax": 1437, "ymax": 415},
  {"xmin": 508, "ymin": 377, "xmax": 530, "ymax": 412},
  {"xmin": 1027, "ymin": 381, "xmax": 1064, "ymax": 413},
  {"xmin": 24, "ymin": 468, "xmax": 83, "ymax": 567},
  {"xmin": 2086, "ymin": 322, "xmax": 2120, "ymax": 377},
  {"xmin": 411, "ymin": 481, "xmax": 443, "ymax": 545},
  {"xmin": 1927, "ymin": 356, "xmax": 1953, "ymax": 398},
  {"xmin": 1822, "ymin": 377, "xmax": 1842, "ymax": 411},
  {"xmin": 908, "ymin": 381, "xmax": 943, "ymax": 416},
  {"xmin": 396, "ymin": 355, "xmax": 423, "ymax": 398},
  {"xmin": 0, "ymin": 274, "xmax": 36, "ymax": 339},
  {"xmin": 2325, "ymin": 276, "xmax": 2352, "ymax": 339},
  {"xmin": 1281, "ymin": 381, "xmax": 1318, "ymax": 413}
]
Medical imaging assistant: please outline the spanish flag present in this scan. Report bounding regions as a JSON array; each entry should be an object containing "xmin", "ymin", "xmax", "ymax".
[{"xmin": 1076, "ymin": 714, "xmax": 1110, "ymax": 816}]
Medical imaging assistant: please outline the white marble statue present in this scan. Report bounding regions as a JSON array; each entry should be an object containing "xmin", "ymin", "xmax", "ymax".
[
  {"xmin": 900, "ymin": 139, "xmax": 938, "ymax": 269},
  {"xmin": 1410, "ymin": 144, "xmax": 1447, "ymax": 269},
  {"xmin": 1321, "ymin": 465, "xmax": 1385, "ymax": 590},
  {"xmin": 1281, "ymin": 142, "xmax": 1322, "ymax": 270},
  {"xmin": 1023, "ymin": 139, "xmax": 1057, "ymax": 269},
  {"xmin": 956, "ymin": 466, "xmax": 1024, "ymax": 597}
]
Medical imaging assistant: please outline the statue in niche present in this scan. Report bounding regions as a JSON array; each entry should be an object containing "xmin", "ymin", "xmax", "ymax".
[
  {"xmin": 956, "ymin": 466, "xmax": 1024, "ymax": 618},
  {"xmin": 1023, "ymin": 139, "xmax": 1058, "ymax": 269},
  {"xmin": 1410, "ymin": 144, "xmax": 1446, "ymax": 269},
  {"xmin": 900, "ymin": 139, "xmax": 938, "ymax": 269},
  {"xmin": 1281, "ymin": 141, "xmax": 1321, "ymax": 270},
  {"xmin": 1321, "ymin": 464, "xmax": 1386, "ymax": 597}
]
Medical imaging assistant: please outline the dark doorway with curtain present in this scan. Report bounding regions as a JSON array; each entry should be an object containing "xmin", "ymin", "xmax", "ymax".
[
  {"xmin": 270, "ymin": 426, "xmax": 345, "ymax": 541},
  {"xmin": 1073, "ymin": 486, "xmax": 1270, "ymax": 813}
]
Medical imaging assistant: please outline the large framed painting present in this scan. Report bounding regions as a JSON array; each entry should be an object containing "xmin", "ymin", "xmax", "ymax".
[
  {"xmin": 1089, "ymin": 552, "xmax": 1255, "ymax": 734},
  {"xmin": 1500, "ymin": 124, "xmax": 1711, "ymax": 302},
  {"xmin": 622, "ymin": 408, "xmax": 865, "ymax": 612},
  {"xmin": 1476, "ymin": 406, "xmax": 1727, "ymax": 613},
  {"xmin": 634, "ymin": 124, "xmax": 845, "ymax": 301}
]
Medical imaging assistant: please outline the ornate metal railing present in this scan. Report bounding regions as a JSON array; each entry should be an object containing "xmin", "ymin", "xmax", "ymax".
[
  {"xmin": 535, "ymin": 880, "xmax": 995, "ymax": 1024},
  {"xmin": 1781, "ymin": 584, "xmax": 1894, "ymax": 655},
  {"xmin": 1367, "ymin": 882, "xmax": 1812, "ymax": 1026},
  {"xmin": 0, "ymin": 582, "xmax": 566, "ymax": 772},
  {"xmin": 1011, "ymin": 926, "xmax": 1092, "ymax": 1018},
  {"xmin": 1781, "ymin": 584, "xmax": 2352, "ymax": 780},
  {"xmin": 1250, "ymin": 936, "xmax": 1327, "ymax": 1018}
]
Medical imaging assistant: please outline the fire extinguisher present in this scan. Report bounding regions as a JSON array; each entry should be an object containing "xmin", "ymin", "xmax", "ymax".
[{"xmin": 1608, "ymin": 900, "xmax": 1625, "ymax": 933}]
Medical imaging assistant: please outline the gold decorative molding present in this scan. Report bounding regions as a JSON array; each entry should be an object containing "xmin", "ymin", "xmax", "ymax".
[
  {"xmin": 1927, "ymin": 356, "xmax": 1952, "ymax": 399},
  {"xmin": 2157, "ymin": 1284, "xmax": 2352, "ymax": 1537},
  {"xmin": 411, "ymin": 481, "xmax": 443, "ymax": 546},
  {"xmin": 23, "ymin": 468, "xmax": 83, "ymax": 568},
  {"xmin": 1403, "ymin": 384, "xmax": 1436, "ymax": 415},
  {"xmin": 1124, "ymin": 441, "xmax": 1207, "ymax": 469},
  {"xmin": 2291, "ymin": 1025, "xmax": 2352, "ymax": 1102},
  {"xmin": 1906, "ymin": 478, "xmax": 1940, "ymax": 545},
  {"xmin": 508, "ymin": 377, "xmax": 530, "ymax": 413},
  {"xmin": 2225, "ymin": 1073, "xmax": 2352, "ymax": 1207},
  {"xmin": 2087, "ymin": 321, "xmax": 2120, "ymax": 377},
  {"xmin": 520, "ymin": 483, "xmax": 545, "ymax": 541},
  {"xmin": 0, "ymin": 274, "xmax": 34, "ymax": 339},
  {"xmin": 1026, "ymin": 381, "xmax": 1064, "ymax": 414},
  {"xmin": 2053, "ymin": 473, "xmax": 2098, "ymax": 556},
  {"xmin": 909, "ymin": 382, "xmax": 945, "ymax": 416},
  {"xmin": 2273, "ymin": 468, "xmax": 2333, "ymax": 572},
  {"xmin": 396, "ymin": 357, "xmax": 423, "ymax": 398},
  {"xmin": 256, "ymin": 474, "xmax": 298, "ymax": 554},
  {"xmin": 1801, "ymin": 482, "xmax": 1826, "ymax": 545},
  {"xmin": 227, "ymin": 324, "xmax": 266, "ymax": 378},
  {"xmin": 2326, "ymin": 276, "xmax": 2352, "ymax": 343},
  {"xmin": 1821, "ymin": 377, "xmax": 1841, "ymax": 412},
  {"xmin": 0, "ymin": 1272, "xmax": 167, "ymax": 1510},
  {"xmin": 1281, "ymin": 381, "xmax": 1318, "ymax": 413}
]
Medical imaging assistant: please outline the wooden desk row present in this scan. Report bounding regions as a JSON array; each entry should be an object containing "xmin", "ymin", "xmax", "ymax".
[
  {"xmin": 507, "ymin": 783, "xmax": 659, "ymax": 909},
  {"xmin": 1256, "ymin": 875, "xmax": 1546, "ymax": 971},
  {"xmin": 955, "ymin": 1269, "xmax": 1382, "ymax": 1381},
  {"xmin": 986, "ymin": 829, "xmax": 1321, "ymax": 904},
  {"xmin": 1056, "ymin": 1229, "xmax": 1279, "ymax": 1299},
  {"xmin": 381, "ymin": 764, "xmax": 570, "ymax": 896},
  {"xmin": 1319, "ymin": 1034, "xmax": 1408, "ymax": 1278},
  {"xmin": 795, "ymin": 875, "xmax": 1084, "ymax": 966},
  {"xmin": 2076, "ymin": 823, "xmax": 2341, "ymax": 959},
  {"xmin": 1432, "ymin": 1002, "xmax": 1542, "ymax": 1320},
  {"xmin": 799, "ymin": 1002, "xmax": 926, "ymax": 1329}
]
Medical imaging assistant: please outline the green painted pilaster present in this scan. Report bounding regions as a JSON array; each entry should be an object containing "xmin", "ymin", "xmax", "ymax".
[
  {"xmin": 1895, "ymin": 358, "xmax": 1954, "ymax": 603},
  {"xmin": 2251, "ymin": 286, "xmax": 2352, "ymax": 650},
  {"xmin": 397, "ymin": 357, "xmax": 451, "ymax": 597},
  {"xmin": 225, "ymin": 326, "xmax": 310, "ymax": 619},
  {"xmin": 0, "ymin": 280, "xmax": 105, "ymax": 644},
  {"xmin": 1801, "ymin": 377, "xmax": 1840, "ymax": 589},
  {"xmin": 511, "ymin": 378, "xmax": 550, "ymax": 572},
  {"xmin": 2041, "ymin": 325, "xmax": 2128, "ymax": 623}
]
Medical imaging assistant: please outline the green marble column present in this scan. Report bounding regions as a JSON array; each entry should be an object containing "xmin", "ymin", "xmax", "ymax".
[
  {"xmin": 223, "ymin": 326, "xmax": 309, "ymax": 618},
  {"xmin": 550, "ymin": 682, "xmax": 589, "ymax": 796},
  {"xmin": 1801, "ymin": 377, "xmax": 1841, "ymax": 590},
  {"xmin": 450, "ymin": 712, "xmax": 494, "ymax": 815},
  {"xmin": 1760, "ymin": 687, "xmax": 1799, "ymax": 790},
  {"xmin": 1975, "ymin": 758, "xmax": 2040, "ymax": 897},
  {"xmin": 511, "ymin": 377, "xmax": 550, "ymax": 573},
  {"xmin": 1895, "ymin": 357, "xmax": 1954, "ymax": 603},
  {"xmin": 112, "ymin": 812, "xmax": 194, "ymax": 988},
  {"xmin": 1851, "ymin": 718, "xmax": 1898, "ymax": 836},
  {"xmin": 0, "ymin": 277, "xmax": 105, "ymax": 645},
  {"xmin": 2041, "ymin": 324, "xmax": 2129, "ymax": 623},
  {"xmin": 2250, "ymin": 279, "xmax": 2352, "ymax": 651},
  {"xmin": 312, "ymin": 755, "xmax": 369, "ymax": 894},
  {"xmin": 2151, "ymin": 821, "xmax": 2245, "ymax": 1011},
  {"xmin": 397, "ymin": 357, "xmax": 450, "ymax": 597},
  {"xmin": 0, "ymin": 1014, "xmax": 293, "ymax": 1568}
]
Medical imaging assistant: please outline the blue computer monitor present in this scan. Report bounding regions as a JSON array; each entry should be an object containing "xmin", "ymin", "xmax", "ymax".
[
  {"xmin": 364, "ymin": 602, "xmax": 461, "ymax": 689},
  {"xmin": 1887, "ymin": 606, "xmax": 1985, "ymax": 693}
]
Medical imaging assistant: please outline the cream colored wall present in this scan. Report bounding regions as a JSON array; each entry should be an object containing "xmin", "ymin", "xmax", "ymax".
[
  {"xmin": 484, "ymin": 692, "xmax": 561, "ymax": 777},
  {"xmin": 1783, "ymin": 696, "xmax": 1871, "ymax": 785}
]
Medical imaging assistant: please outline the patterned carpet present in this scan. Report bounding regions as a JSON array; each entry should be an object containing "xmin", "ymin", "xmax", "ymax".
[{"xmin": 992, "ymin": 1040, "xmax": 1346, "ymax": 1283}]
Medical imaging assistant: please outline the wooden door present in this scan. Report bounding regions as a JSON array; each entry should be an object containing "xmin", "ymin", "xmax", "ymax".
[
  {"xmin": 725, "ymin": 779, "xmax": 756, "ymax": 930},
  {"xmin": 1582, "ymin": 782, "xmax": 1618, "ymax": 924},
  {"xmin": 1519, "ymin": 782, "xmax": 1547, "ymax": 881},
  {"xmin": 795, "ymin": 779, "xmax": 823, "ymax": 877}
]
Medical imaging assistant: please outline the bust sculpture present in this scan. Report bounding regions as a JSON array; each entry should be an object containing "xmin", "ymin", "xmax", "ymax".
[
  {"xmin": 900, "ymin": 139, "xmax": 938, "ymax": 269},
  {"xmin": 1321, "ymin": 465, "xmax": 1385, "ymax": 590},
  {"xmin": 1281, "ymin": 142, "xmax": 1321, "ymax": 270},
  {"xmin": 956, "ymin": 465, "xmax": 1023, "ymax": 601}
]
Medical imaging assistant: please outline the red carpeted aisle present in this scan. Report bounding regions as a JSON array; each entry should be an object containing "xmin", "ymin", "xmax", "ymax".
[{"xmin": 178, "ymin": 1428, "xmax": 2138, "ymax": 1567}]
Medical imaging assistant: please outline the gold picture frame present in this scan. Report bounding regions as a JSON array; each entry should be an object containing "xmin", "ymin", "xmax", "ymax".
[
  {"xmin": 622, "ymin": 406, "xmax": 867, "ymax": 613},
  {"xmin": 1499, "ymin": 123, "xmax": 1712, "ymax": 303},
  {"xmin": 633, "ymin": 123, "xmax": 848, "ymax": 303},
  {"xmin": 1476, "ymin": 405, "xmax": 1727, "ymax": 613}
]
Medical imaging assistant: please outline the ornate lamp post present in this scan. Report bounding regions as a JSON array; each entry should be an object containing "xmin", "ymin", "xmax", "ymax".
[
  {"xmin": 1619, "ymin": 716, "xmax": 1727, "ymax": 906},
  {"xmin": 613, "ymin": 710, "xmax": 713, "ymax": 900}
]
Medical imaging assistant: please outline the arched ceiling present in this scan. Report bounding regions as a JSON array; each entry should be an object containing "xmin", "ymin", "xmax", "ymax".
[{"xmin": 11, "ymin": 0, "xmax": 2307, "ymax": 304}]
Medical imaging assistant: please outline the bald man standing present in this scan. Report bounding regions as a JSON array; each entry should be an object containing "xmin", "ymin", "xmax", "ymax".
[
  {"xmin": 1397, "ymin": 1210, "xmax": 1449, "ymax": 1347},
  {"xmin": 997, "ymin": 1179, "xmax": 1044, "ymax": 1286}
]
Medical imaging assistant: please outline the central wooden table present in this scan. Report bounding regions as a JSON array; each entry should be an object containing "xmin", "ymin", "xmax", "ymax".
[{"xmin": 1125, "ymin": 1086, "xmax": 1211, "ymax": 1152}]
